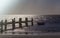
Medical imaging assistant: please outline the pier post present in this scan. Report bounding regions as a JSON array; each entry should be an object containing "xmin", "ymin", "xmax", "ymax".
[
  {"xmin": 12, "ymin": 18, "xmax": 15, "ymax": 30},
  {"xmin": 19, "ymin": 18, "xmax": 22, "ymax": 28},
  {"xmin": 25, "ymin": 18, "xmax": 28, "ymax": 27},
  {"xmin": 5, "ymin": 19, "xmax": 7, "ymax": 31},
  {"xmin": 0, "ymin": 20, "xmax": 3, "ymax": 33},
  {"xmin": 31, "ymin": 18, "xmax": 33, "ymax": 26}
]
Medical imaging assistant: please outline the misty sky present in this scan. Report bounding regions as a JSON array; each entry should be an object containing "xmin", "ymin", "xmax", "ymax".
[{"xmin": 0, "ymin": 0, "xmax": 60, "ymax": 15}]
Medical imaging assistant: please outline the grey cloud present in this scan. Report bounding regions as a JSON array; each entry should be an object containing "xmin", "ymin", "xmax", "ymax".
[{"xmin": 0, "ymin": 0, "xmax": 60, "ymax": 15}]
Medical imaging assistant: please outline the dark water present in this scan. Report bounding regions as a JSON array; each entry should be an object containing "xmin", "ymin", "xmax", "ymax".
[
  {"xmin": 1, "ymin": 15, "xmax": 60, "ymax": 34},
  {"xmin": 34, "ymin": 15, "xmax": 60, "ymax": 32}
]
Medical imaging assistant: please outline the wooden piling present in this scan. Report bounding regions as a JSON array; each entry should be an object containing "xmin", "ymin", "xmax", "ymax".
[
  {"xmin": 5, "ymin": 19, "xmax": 7, "ymax": 31},
  {"xmin": 12, "ymin": 18, "xmax": 15, "ymax": 30},
  {"xmin": 0, "ymin": 20, "xmax": 3, "ymax": 33},
  {"xmin": 25, "ymin": 18, "xmax": 28, "ymax": 27},
  {"xmin": 19, "ymin": 18, "xmax": 22, "ymax": 28},
  {"xmin": 31, "ymin": 18, "xmax": 33, "ymax": 26}
]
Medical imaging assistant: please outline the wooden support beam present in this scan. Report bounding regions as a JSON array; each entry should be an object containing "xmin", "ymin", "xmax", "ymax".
[
  {"xmin": 12, "ymin": 18, "xmax": 15, "ymax": 30},
  {"xmin": 31, "ymin": 18, "xmax": 33, "ymax": 26},
  {"xmin": 0, "ymin": 20, "xmax": 3, "ymax": 33},
  {"xmin": 5, "ymin": 19, "xmax": 7, "ymax": 31},
  {"xmin": 25, "ymin": 18, "xmax": 28, "ymax": 27},
  {"xmin": 19, "ymin": 18, "xmax": 22, "ymax": 28}
]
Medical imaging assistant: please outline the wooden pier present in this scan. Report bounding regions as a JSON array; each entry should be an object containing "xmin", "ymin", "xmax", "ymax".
[{"xmin": 0, "ymin": 17, "xmax": 33, "ymax": 33}]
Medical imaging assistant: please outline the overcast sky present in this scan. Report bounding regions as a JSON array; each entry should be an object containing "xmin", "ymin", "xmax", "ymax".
[{"xmin": 0, "ymin": 0, "xmax": 60, "ymax": 15}]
